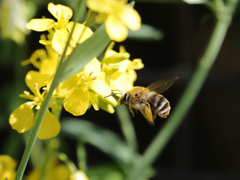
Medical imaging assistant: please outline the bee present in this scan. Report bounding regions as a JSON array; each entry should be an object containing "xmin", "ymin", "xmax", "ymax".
[{"xmin": 118, "ymin": 77, "xmax": 178, "ymax": 125}]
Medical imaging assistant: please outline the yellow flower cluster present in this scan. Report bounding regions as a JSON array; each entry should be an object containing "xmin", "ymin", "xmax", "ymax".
[
  {"xmin": 27, "ymin": 155, "xmax": 89, "ymax": 180},
  {"xmin": 0, "ymin": 155, "xmax": 17, "ymax": 180},
  {"xmin": 9, "ymin": 2, "xmax": 143, "ymax": 140},
  {"xmin": 87, "ymin": 0, "xmax": 141, "ymax": 42}
]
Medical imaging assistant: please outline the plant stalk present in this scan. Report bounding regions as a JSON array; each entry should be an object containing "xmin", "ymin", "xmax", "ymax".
[{"xmin": 127, "ymin": 2, "xmax": 237, "ymax": 179}]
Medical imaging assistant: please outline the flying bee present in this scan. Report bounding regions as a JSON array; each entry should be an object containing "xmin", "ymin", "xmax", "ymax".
[{"xmin": 118, "ymin": 77, "xmax": 178, "ymax": 125}]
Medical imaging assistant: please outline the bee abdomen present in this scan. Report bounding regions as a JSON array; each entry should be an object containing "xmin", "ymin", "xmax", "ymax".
[{"xmin": 151, "ymin": 94, "xmax": 171, "ymax": 118}]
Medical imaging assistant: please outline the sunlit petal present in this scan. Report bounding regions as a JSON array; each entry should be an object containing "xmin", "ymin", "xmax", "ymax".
[
  {"xmin": 26, "ymin": 19, "xmax": 55, "ymax": 31},
  {"xmin": 83, "ymin": 58, "xmax": 101, "ymax": 77},
  {"xmin": 119, "ymin": 5, "xmax": 141, "ymax": 31},
  {"xmin": 25, "ymin": 71, "xmax": 52, "ymax": 96},
  {"xmin": 91, "ymin": 72, "xmax": 111, "ymax": 96},
  {"xmin": 67, "ymin": 22, "xmax": 93, "ymax": 44},
  {"xmin": 48, "ymin": 3, "xmax": 73, "ymax": 20},
  {"xmin": 37, "ymin": 109, "xmax": 61, "ymax": 139},
  {"xmin": 86, "ymin": 0, "xmax": 113, "ymax": 14},
  {"xmin": 39, "ymin": 59, "xmax": 58, "ymax": 75},
  {"xmin": 52, "ymin": 29, "xmax": 76, "ymax": 55},
  {"xmin": 110, "ymin": 70, "xmax": 136, "ymax": 92},
  {"xmin": 9, "ymin": 102, "xmax": 34, "ymax": 133},
  {"xmin": 56, "ymin": 74, "xmax": 81, "ymax": 97},
  {"xmin": 105, "ymin": 14, "xmax": 128, "ymax": 42},
  {"xmin": 89, "ymin": 92, "xmax": 99, "ymax": 111},
  {"xmin": 63, "ymin": 86, "xmax": 89, "ymax": 116}
]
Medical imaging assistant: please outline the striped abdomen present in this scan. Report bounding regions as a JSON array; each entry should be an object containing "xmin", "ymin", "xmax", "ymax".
[{"xmin": 149, "ymin": 93, "xmax": 171, "ymax": 118}]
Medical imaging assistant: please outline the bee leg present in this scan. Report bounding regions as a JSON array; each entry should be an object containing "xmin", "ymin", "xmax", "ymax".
[
  {"xmin": 128, "ymin": 104, "xmax": 135, "ymax": 117},
  {"xmin": 152, "ymin": 110, "xmax": 157, "ymax": 121},
  {"xmin": 140, "ymin": 102, "xmax": 154, "ymax": 125}
]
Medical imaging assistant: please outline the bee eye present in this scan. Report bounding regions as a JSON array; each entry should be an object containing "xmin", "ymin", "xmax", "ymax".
[{"xmin": 125, "ymin": 93, "xmax": 129, "ymax": 101}]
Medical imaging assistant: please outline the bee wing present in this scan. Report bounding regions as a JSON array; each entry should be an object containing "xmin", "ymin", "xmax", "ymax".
[{"xmin": 147, "ymin": 77, "xmax": 178, "ymax": 94}]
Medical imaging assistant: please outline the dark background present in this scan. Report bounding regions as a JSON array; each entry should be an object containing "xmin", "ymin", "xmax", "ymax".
[{"xmin": 1, "ymin": 1, "xmax": 240, "ymax": 180}]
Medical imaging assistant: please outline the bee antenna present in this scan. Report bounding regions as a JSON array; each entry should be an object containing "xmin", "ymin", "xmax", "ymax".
[
  {"xmin": 111, "ymin": 89, "xmax": 123, "ymax": 93},
  {"xmin": 104, "ymin": 91, "xmax": 123, "ymax": 98}
]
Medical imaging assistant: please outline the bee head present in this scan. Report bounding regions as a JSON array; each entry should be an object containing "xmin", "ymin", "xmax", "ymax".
[{"xmin": 118, "ymin": 92, "xmax": 129, "ymax": 105}]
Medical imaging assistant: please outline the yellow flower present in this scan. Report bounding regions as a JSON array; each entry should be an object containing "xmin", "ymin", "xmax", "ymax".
[
  {"xmin": 9, "ymin": 71, "xmax": 61, "ymax": 139},
  {"xmin": 70, "ymin": 170, "xmax": 89, "ymax": 180},
  {"xmin": 27, "ymin": 157, "xmax": 71, "ymax": 180},
  {"xmin": 89, "ymin": 92, "xmax": 118, "ymax": 114},
  {"xmin": 26, "ymin": 3, "xmax": 93, "ymax": 55},
  {"xmin": 21, "ymin": 35, "xmax": 60, "ymax": 75},
  {"xmin": 109, "ymin": 45, "xmax": 144, "ymax": 92},
  {"xmin": 102, "ymin": 41, "xmax": 130, "ymax": 64},
  {"xmin": 26, "ymin": 3, "xmax": 72, "ymax": 33},
  {"xmin": 0, "ymin": 155, "xmax": 17, "ymax": 180},
  {"xmin": 87, "ymin": 0, "xmax": 141, "ymax": 42},
  {"xmin": 58, "ymin": 58, "xmax": 111, "ymax": 116}
]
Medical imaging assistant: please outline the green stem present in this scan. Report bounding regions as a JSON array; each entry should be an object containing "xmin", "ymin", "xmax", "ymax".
[
  {"xmin": 39, "ymin": 140, "xmax": 52, "ymax": 180},
  {"xmin": 116, "ymin": 105, "xmax": 138, "ymax": 154},
  {"xmin": 127, "ymin": 1, "xmax": 238, "ymax": 180},
  {"xmin": 77, "ymin": 140, "xmax": 87, "ymax": 172}
]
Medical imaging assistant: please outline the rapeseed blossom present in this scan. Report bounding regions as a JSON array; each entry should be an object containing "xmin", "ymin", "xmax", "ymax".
[
  {"xmin": 102, "ymin": 42, "xmax": 144, "ymax": 92},
  {"xmin": 57, "ymin": 58, "xmax": 112, "ymax": 116},
  {"xmin": 27, "ymin": 157, "xmax": 71, "ymax": 180},
  {"xmin": 9, "ymin": 71, "xmax": 61, "ymax": 139},
  {"xmin": 26, "ymin": 3, "xmax": 93, "ymax": 55},
  {"xmin": 87, "ymin": 0, "xmax": 141, "ymax": 42},
  {"xmin": 21, "ymin": 35, "xmax": 60, "ymax": 75},
  {"xmin": 9, "ymin": 2, "xmax": 144, "ymax": 140},
  {"xmin": 0, "ymin": 155, "xmax": 17, "ymax": 180}
]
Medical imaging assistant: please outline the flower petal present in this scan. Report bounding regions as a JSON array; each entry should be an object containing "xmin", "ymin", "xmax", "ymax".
[
  {"xmin": 86, "ymin": 0, "xmax": 113, "ymax": 14},
  {"xmin": 48, "ymin": 3, "xmax": 73, "ymax": 20},
  {"xmin": 39, "ymin": 59, "xmax": 58, "ymax": 75},
  {"xmin": 98, "ymin": 94, "xmax": 117, "ymax": 114},
  {"xmin": 25, "ymin": 71, "xmax": 52, "ymax": 96},
  {"xmin": 56, "ymin": 74, "xmax": 80, "ymax": 97},
  {"xmin": 26, "ymin": 19, "xmax": 55, "ymax": 31},
  {"xmin": 37, "ymin": 109, "xmax": 61, "ymax": 139},
  {"xmin": 63, "ymin": 85, "xmax": 89, "ymax": 116},
  {"xmin": 102, "ymin": 51, "xmax": 130, "ymax": 64},
  {"xmin": 127, "ymin": 58, "xmax": 144, "ymax": 70},
  {"xmin": 89, "ymin": 92, "xmax": 99, "ymax": 111},
  {"xmin": 105, "ymin": 14, "xmax": 128, "ymax": 42},
  {"xmin": 52, "ymin": 29, "xmax": 76, "ymax": 55},
  {"xmin": 119, "ymin": 5, "xmax": 141, "ymax": 31},
  {"xmin": 83, "ymin": 58, "xmax": 101, "ymax": 77},
  {"xmin": 91, "ymin": 72, "xmax": 111, "ymax": 96},
  {"xmin": 67, "ymin": 22, "xmax": 93, "ymax": 44},
  {"xmin": 110, "ymin": 70, "xmax": 137, "ymax": 92},
  {"xmin": 9, "ymin": 102, "xmax": 34, "ymax": 133}
]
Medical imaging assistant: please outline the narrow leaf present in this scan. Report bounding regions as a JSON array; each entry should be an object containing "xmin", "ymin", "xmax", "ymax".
[
  {"xmin": 128, "ymin": 24, "xmax": 163, "ymax": 41},
  {"xmin": 61, "ymin": 118, "xmax": 135, "ymax": 172},
  {"xmin": 60, "ymin": 24, "xmax": 111, "ymax": 82}
]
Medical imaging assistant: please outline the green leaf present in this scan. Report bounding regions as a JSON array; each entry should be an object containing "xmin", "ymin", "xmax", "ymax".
[
  {"xmin": 128, "ymin": 24, "xmax": 163, "ymax": 41},
  {"xmin": 59, "ymin": 24, "xmax": 111, "ymax": 82},
  {"xmin": 61, "ymin": 118, "xmax": 134, "ymax": 172}
]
